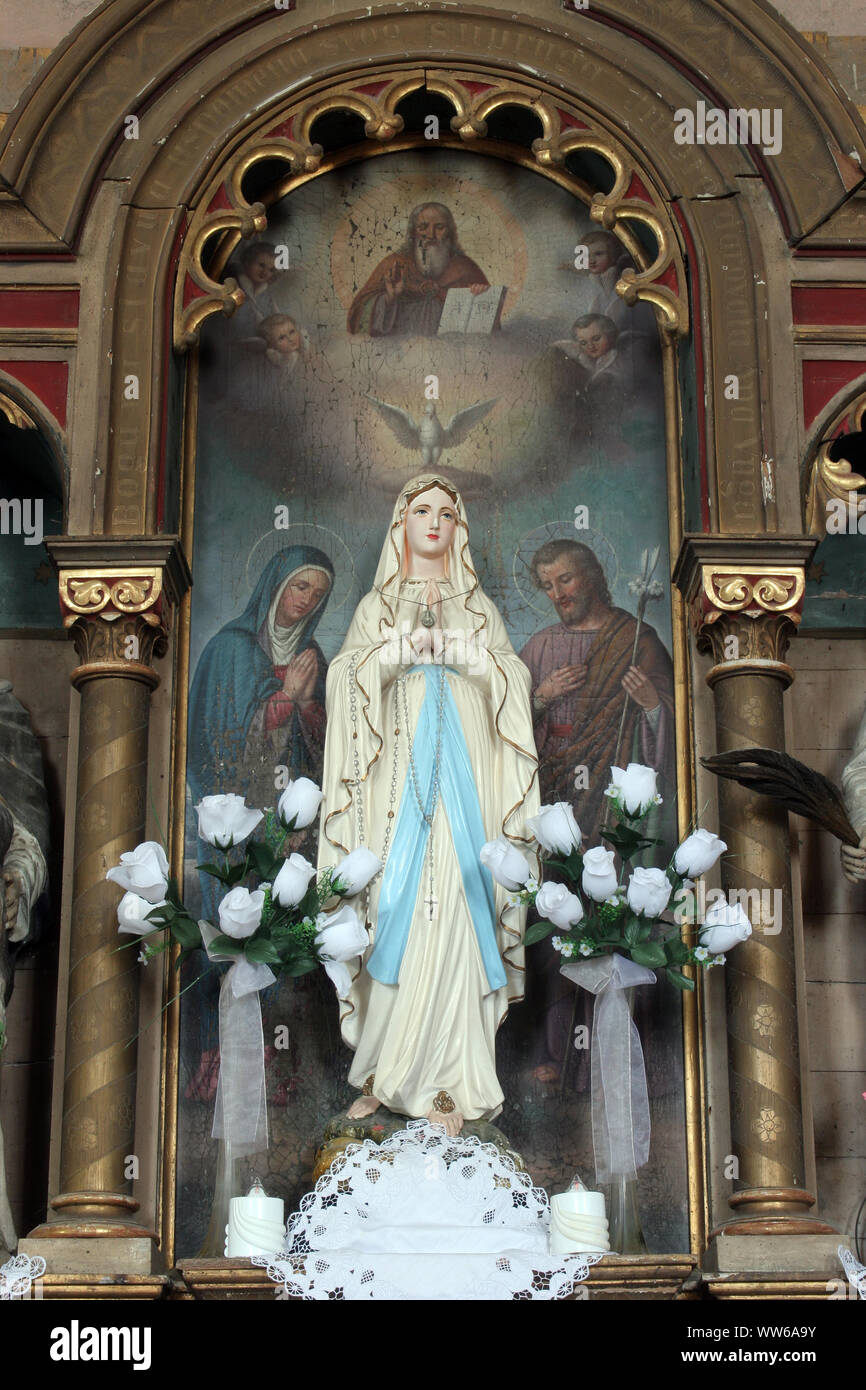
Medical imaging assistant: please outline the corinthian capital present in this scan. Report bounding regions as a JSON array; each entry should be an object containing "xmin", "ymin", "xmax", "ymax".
[
  {"xmin": 672, "ymin": 536, "xmax": 816, "ymax": 685},
  {"xmin": 47, "ymin": 537, "xmax": 191, "ymax": 688}
]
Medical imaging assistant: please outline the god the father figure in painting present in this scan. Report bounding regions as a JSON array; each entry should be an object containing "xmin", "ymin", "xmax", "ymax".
[{"xmin": 318, "ymin": 475, "xmax": 539, "ymax": 1134}]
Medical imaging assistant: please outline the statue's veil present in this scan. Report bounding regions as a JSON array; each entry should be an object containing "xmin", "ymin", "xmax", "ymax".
[{"xmin": 371, "ymin": 472, "xmax": 487, "ymax": 636}]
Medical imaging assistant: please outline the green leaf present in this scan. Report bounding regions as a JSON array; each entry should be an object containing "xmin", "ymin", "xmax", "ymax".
[
  {"xmin": 666, "ymin": 967, "xmax": 695, "ymax": 991},
  {"xmin": 664, "ymin": 937, "xmax": 690, "ymax": 965},
  {"xmin": 224, "ymin": 858, "xmax": 250, "ymax": 887},
  {"xmin": 146, "ymin": 902, "xmax": 172, "ymax": 924},
  {"xmin": 630, "ymin": 940, "xmax": 667, "ymax": 968},
  {"xmin": 198, "ymin": 862, "xmax": 230, "ymax": 883},
  {"xmin": 601, "ymin": 826, "xmax": 659, "ymax": 860},
  {"xmin": 283, "ymin": 955, "xmax": 318, "ymax": 977},
  {"xmin": 637, "ymin": 920, "xmax": 652, "ymax": 942},
  {"xmin": 245, "ymin": 937, "xmax": 282, "ymax": 966},
  {"xmin": 523, "ymin": 919, "xmax": 557, "ymax": 947},
  {"xmin": 624, "ymin": 918, "xmax": 640, "ymax": 947},
  {"xmin": 170, "ymin": 916, "xmax": 203, "ymax": 949},
  {"xmin": 298, "ymin": 884, "xmax": 320, "ymax": 917},
  {"xmin": 206, "ymin": 932, "xmax": 244, "ymax": 956},
  {"xmin": 247, "ymin": 841, "xmax": 279, "ymax": 882}
]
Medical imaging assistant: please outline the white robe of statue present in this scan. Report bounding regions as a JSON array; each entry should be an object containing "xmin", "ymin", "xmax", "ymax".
[
  {"xmin": 318, "ymin": 474, "xmax": 539, "ymax": 1125},
  {"xmin": 841, "ymin": 704, "xmax": 866, "ymax": 882}
]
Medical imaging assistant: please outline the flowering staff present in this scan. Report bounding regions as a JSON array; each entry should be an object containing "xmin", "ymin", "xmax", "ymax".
[{"xmin": 609, "ymin": 547, "xmax": 664, "ymax": 788}]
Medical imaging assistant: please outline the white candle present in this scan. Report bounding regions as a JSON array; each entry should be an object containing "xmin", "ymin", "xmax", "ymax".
[
  {"xmin": 549, "ymin": 1189, "xmax": 609, "ymax": 1255},
  {"xmin": 224, "ymin": 1180, "xmax": 285, "ymax": 1259}
]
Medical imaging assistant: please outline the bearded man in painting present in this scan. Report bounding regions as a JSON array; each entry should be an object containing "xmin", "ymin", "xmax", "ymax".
[
  {"xmin": 517, "ymin": 539, "xmax": 675, "ymax": 1083},
  {"xmin": 347, "ymin": 202, "xmax": 489, "ymax": 336}
]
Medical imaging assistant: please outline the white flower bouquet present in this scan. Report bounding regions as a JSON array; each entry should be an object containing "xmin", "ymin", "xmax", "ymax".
[
  {"xmin": 482, "ymin": 762, "xmax": 751, "ymax": 990},
  {"xmin": 105, "ymin": 780, "xmax": 381, "ymax": 998}
]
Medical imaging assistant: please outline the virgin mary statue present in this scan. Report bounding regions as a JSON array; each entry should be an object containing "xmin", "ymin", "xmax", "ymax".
[{"xmin": 319, "ymin": 474, "xmax": 539, "ymax": 1133}]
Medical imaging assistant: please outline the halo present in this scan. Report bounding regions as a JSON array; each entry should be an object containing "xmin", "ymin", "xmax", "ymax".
[
  {"xmin": 512, "ymin": 521, "xmax": 619, "ymax": 616},
  {"xmin": 244, "ymin": 523, "xmax": 358, "ymax": 615}
]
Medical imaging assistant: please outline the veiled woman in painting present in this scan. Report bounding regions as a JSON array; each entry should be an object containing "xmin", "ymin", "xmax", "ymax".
[
  {"xmin": 318, "ymin": 474, "xmax": 539, "ymax": 1134},
  {"xmin": 185, "ymin": 546, "xmax": 334, "ymax": 1103},
  {"xmin": 188, "ymin": 545, "xmax": 334, "ymax": 812}
]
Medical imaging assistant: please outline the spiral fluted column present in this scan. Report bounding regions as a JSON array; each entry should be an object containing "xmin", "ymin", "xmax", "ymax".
[
  {"xmin": 24, "ymin": 539, "xmax": 190, "ymax": 1266},
  {"xmin": 675, "ymin": 537, "xmax": 833, "ymax": 1239}
]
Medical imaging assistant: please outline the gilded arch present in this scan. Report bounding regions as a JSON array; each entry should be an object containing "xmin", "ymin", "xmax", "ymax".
[{"xmin": 2, "ymin": 0, "xmax": 863, "ymax": 543}]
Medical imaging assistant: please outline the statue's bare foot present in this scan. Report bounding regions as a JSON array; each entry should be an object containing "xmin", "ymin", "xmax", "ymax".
[
  {"xmin": 427, "ymin": 1091, "xmax": 464, "ymax": 1136},
  {"xmin": 427, "ymin": 1107, "xmax": 464, "ymax": 1136},
  {"xmin": 347, "ymin": 1094, "xmax": 382, "ymax": 1119}
]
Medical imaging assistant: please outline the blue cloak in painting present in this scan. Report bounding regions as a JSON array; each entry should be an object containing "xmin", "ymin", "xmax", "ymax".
[{"xmin": 187, "ymin": 545, "xmax": 335, "ymax": 803}]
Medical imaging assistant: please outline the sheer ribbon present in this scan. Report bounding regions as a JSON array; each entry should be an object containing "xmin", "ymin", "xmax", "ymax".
[
  {"xmin": 201, "ymin": 921, "xmax": 274, "ymax": 1155},
  {"xmin": 561, "ymin": 952, "xmax": 655, "ymax": 1182}
]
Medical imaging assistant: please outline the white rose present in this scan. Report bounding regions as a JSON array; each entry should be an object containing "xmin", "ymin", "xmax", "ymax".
[
  {"xmin": 699, "ymin": 901, "xmax": 752, "ymax": 954},
  {"xmin": 117, "ymin": 890, "xmax": 166, "ymax": 936},
  {"xmin": 332, "ymin": 848, "xmax": 383, "ymax": 896},
  {"xmin": 479, "ymin": 836, "xmax": 533, "ymax": 892},
  {"xmin": 674, "ymin": 828, "xmax": 727, "ymax": 877},
  {"xmin": 626, "ymin": 866, "xmax": 673, "ymax": 918},
  {"xmin": 535, "ymin": 881, "xmax": 585, "ymax": 929},
  {"xmin": 195, "ymin": 794, "xmax": 263, "ymax": 849},
  {"xmin": 581, "ymin": 846, "xmax": 618, "ymax": 902},
  {"xmin": 526, "ymin": 803, "xmax": 582, "ymax": 855},
  {"xmin": 218, "ymin": 886, "xmax": 265, "ymax": 939},
  {"xmin": 106, "ymin": 841, "xmax": 169, "ymax": 904},
  {"xmin": 272, "ymin": 853, "xmax": 316, "ymax": 908},
  {"xmin": 278, "ymin": 778, "xmax": 324, "ymax": 830},
  {"xmin": 315, "ymin": 903, "xmax": 369, "ymax": 998},
  {"xmin": 606, "ymin": 763, "xmax": 658, "ymax": 815}
]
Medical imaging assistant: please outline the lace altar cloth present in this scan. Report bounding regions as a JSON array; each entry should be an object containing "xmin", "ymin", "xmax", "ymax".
[
  {"xmin": 253, "ymin": 1121, "xmax": 603, "ymax": 1300},
  {"xmin": 0, "ymin": 1253, "xmax": 45, "ymax": 1300}
]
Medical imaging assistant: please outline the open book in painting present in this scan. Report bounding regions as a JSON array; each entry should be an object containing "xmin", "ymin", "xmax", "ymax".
[{"xmin": 437, "ymin": 285, "xmax": 507, "ymax": 334}]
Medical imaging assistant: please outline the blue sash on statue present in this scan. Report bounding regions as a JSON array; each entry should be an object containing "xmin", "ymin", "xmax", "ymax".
[{"xmin": 367, "ymin": 664, "xmax": 507, "ymax": 993}]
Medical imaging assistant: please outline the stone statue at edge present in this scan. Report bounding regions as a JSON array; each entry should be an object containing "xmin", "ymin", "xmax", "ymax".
[{"xmin": 0, "ymin": 681, "xmax": 50, "ymax": 1255}]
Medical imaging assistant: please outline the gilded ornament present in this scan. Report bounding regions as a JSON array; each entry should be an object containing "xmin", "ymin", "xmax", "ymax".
[
  {"xmin": 803, "ymin": 391, "xmax": 866, "ymax": 538},
  {"xmin": 753, "ymin": 1003, "xmax": 778, "ymax": 1039},
  {"xmin": 752, "ymin": 1107, "xmax": 784, "ymax": 1143},
  {"xmin": 174, "ymin": 66, "xmax": 688, "ymax": 349}
]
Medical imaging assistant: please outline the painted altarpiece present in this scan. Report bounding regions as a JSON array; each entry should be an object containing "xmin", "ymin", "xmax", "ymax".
[{"xmin": 174, "ymin": 135, "xmax": 692, "ymax": 1257}]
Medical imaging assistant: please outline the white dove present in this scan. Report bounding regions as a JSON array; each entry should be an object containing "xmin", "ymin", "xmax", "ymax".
[{"xmin": 365, "ymin": 396, "xmax": 498, "ymax": 467}]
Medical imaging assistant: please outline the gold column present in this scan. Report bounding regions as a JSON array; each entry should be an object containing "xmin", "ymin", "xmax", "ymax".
[
  {"xmin": 674, "ymin": 538, "xmax": 833, "ymax": 1236},
  {"xmin": 26, "ymin": 539, "xmax": 190, "ymax": 1263}
]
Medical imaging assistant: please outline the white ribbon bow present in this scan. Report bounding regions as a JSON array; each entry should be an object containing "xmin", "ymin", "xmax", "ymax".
[
  {"xmin": 200, "ymin": 921, "xmax": 275, "ymax": 1156},
  {"xmin": 561, "ymin": 951, "xmax": 655, "ymax": 1183}
]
